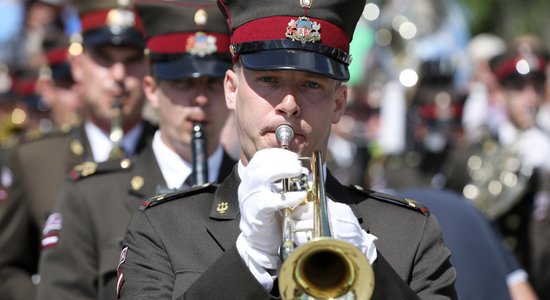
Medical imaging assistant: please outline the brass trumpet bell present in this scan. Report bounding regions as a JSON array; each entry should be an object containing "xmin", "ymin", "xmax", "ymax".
[
  {"xmin": 275, "ymin": 124, "xmax": 374, "ymax": 300},
  {"xmin": 279, "ymin": 238, "xmax": 374, "ymax": 299}
]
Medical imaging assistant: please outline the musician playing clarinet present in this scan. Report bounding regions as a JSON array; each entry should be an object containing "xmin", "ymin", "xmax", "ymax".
[{"xmin": 35, "ymin": 1, "xmax": 235, "ymax": 299}]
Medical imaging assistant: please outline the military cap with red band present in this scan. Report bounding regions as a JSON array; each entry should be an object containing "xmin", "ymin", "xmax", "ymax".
[
  {"xmin": 135, "ymin": 0, "xmax": 231, "ymax": 80},
  {"xmin": 73, "ymin": 0, "xmax": 145, "ymax": 49},
  {"xmin": 41, "ymin": 32, "xmax": 73, "ymax": 82},
  {"xmin": 217, "ymin": 0, "xmax": 366, "ymax": 81},
  {"xmin": 491, "ymin": 44, "xmax": 548, "ymax": 85}
]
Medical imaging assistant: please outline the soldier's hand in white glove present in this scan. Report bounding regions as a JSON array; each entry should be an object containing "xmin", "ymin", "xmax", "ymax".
[
  {"xmin": 237, "ymin": 148, "xmax": 307, "ymax": 269},
  {"xmin": 292, "ymin": 199, "xmax": 378, "ymax": 264}
]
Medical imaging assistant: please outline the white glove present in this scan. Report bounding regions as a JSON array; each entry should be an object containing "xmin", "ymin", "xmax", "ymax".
[
  {"xmin": 238, "ymin": 148, "xmax": 307, "ymax": 269},
  {"xmin": 292, "ymin": 199, "xmax": 378, "ymax": 264}
]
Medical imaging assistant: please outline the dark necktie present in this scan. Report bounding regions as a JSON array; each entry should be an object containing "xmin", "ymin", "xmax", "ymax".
[{"xmin": 180, "ymin": 173, "xmax": 196, "ymax": 190}]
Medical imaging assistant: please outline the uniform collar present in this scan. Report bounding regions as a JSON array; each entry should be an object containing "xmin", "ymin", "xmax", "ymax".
[
  {"xmin": 210, "ymin": 166, "xmax": 240, "ymax": 220},
  {"xmin": 84, "ymin": 121, "xmax": 143, "ymax": 162}
]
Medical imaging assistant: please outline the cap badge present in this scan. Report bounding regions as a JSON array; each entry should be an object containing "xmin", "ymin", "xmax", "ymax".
[
  {"xmin": 194, "ymin": 9, "xmax": 208, "ymax": 26},
  {"xmin": 106, "ymin": 8, "xmax": 136, "ymax": 32},
  {"xmin": 117, "ymin": 0, "xmax": 131, "ymax": 7},
  {"xmin": 286, "ymin": 17, "xmax": 321, "ymax": 44},
  {"xmin": 286, "ymin": 0, "xmax": 319, "ymax": 44},
  {"xmin": 186, "ymin": 32, "xmax": 217, "ymax": 57}
]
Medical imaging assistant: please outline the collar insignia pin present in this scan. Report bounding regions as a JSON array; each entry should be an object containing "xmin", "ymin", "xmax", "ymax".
[
  {"xmin": 70, "ymin": 140, "xmax": 84, "ymax": 156},
  {"xmin": 131, "ymin": 176, "xmax": 144, "ymax": 191},
  {"xmin": 217, "ymin": 202, "xmax": 229, "ymax": 214}
]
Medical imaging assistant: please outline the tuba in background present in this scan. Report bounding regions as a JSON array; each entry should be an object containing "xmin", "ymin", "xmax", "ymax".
[
  {"xmin": 460, "ymin": 136, "xmax": 532, "ymax": 220},
  {"xmin": 275, "ymin": 125, "xmax": 374, "ymax": 300}
]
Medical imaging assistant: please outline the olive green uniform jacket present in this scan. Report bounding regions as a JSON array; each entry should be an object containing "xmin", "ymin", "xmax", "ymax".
[
  {"xmin": 0, "ymin": 123, "xmax": 155, "ymax": 300},
  {"xmin": 118, "ymin": 167, "xmax": 457, "ymax": 299},
  {"xmin": 36, "ymin": 144, "xmax": 236, "ymax": 300}
]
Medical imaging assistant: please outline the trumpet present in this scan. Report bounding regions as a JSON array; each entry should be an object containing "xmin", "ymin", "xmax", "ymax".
[
  {"xmin": 191, "ymin": 122, "xmax": 208, "ymax": 186},
  {"xmin": 275, "ymin": 124, "xmax": 374, "ymax": 300}
]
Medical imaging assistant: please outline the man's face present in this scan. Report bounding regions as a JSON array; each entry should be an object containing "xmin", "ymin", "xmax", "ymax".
[
  {"xmin": 144, "ymin": 76, "xmax": 229, "ymax": 161},
  {"xmin": 71, "ymin": 45, "xmax": 147, "ymax": 131},
  {"xmin": 502, "ymin": 77, "xmax": 545, "ymax": 130},
  {"xmin": 224, "ymin": 66, "xmax": 348, "ymax": 165},
  {"xmin": 48, "ymin": 80, "xmax": 80, "ymax": 125}
]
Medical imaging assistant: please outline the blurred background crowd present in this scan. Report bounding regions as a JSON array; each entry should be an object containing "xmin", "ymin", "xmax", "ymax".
[{"xmin": 0, "ymin": 0, "xmax": 549, "ymax": 299}]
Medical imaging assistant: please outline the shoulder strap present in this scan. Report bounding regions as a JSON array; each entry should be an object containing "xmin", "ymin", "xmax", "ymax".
[
  {"xmin": 350, "ymin": 185, "xmax": 430, "ymax": 215},
  {"xmin": 141, "ymin": 183, "xmax": 217, "ymax": 210}
]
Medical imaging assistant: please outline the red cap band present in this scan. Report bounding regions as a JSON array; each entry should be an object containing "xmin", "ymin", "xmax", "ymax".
[
  {"xmin": 80, "ymin": 9, "xmax": 144, "ymax": 33},
  {"xmin": 46, "ymin": 47, "xmax": 69, "ymax": 65},
  {"xmin": 494, "ymin": 55, "xmax": 547, "ymax": 81},
  {"xmin": 231, "ymin": 16, "xmax": 350, "ymax": 52},
  {"xmin": 419, "ymin": 103, "xmax": 463, "ymax": 120},
  {"xmin": 11, "ymin": 78, "xmax": 36, "ymax": 96},
  {"xmin": 147, "ymin": 32, "xmax": 231, "ymax": 54}
]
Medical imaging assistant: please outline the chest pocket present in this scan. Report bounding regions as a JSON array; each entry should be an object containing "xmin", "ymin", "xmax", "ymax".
[
  {"xmin": 173, "ymin": 270, "xmax": 203, "ymax": 299},
  {"xmin": 98, "ymin": 242, "xmax": 123, "ymax": 299}
]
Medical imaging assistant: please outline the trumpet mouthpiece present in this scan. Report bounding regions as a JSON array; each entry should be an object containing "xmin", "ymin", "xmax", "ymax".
[{"xmin": 276, "ymin": 124, "xmax": 294, "ymax": 148}]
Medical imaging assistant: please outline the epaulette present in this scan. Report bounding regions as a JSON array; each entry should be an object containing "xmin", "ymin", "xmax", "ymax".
[
  {"xmin": 140, "ymin": 183, "xmax": 217, "ymax": 210},
  {"xmin": 68, "ymin": 158, "xmax": 133, "ymax": 181},
  {"xmin": 20, "ymin": 128, "xmax": 66, "ymax": 143},
  {"xmin": 350, "ymin": 185, "xmax": 430, "ymax": 215},
  {"xmin": 24, "ymin": 129, "xmax": 46, "ymax": 141}
]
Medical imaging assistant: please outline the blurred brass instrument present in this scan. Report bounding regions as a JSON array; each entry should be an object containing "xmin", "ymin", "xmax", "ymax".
[
  {"xmin": 275, "ymin": 124, "xmax": 374, "ymax": 300},
  {"xmin": 191, "ymin": 122, "xmax": 208, "ymax": 186},
  {"xmin": 462, "ymin": 137, "xmax": 531, "ymax": 219},
  {"xmin": 108, "ymin": 91, "xmax": 125, "ymax": 159}
]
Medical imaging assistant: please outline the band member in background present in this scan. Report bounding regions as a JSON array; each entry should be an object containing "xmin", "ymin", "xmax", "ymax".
[
  {"xmin": 36, "ymin": 30, "xmax": 81, "ymax": 131},
  {"xmin": 36, "ymin": 1, "xmax": 235, "ymax": 299},
  {"xmin": 117, "ymin": 0, "xmax": 457, "ymax": 299},
  {"xmin": 0, "ymin": 0, "xmax": 154, "ymax": 298}
]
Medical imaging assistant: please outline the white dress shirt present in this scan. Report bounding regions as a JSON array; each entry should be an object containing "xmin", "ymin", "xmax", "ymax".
[
  {"xmin": 84, "ymin": 121, "xmax": 143, "ymax": 162},
  {"xmin": 152, "ymin": 130, "xmax": 223, "ymax": 189}
]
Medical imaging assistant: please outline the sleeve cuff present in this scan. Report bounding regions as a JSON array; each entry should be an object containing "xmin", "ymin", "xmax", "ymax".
[{"xmin": 236, "ymin": 234, "xmax": 278, "ymax": 291}]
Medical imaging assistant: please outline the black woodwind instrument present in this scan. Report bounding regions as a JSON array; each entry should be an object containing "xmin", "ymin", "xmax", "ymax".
[{"xmin": 191, "ymin": 122, "xmax": 208, "ymax": 186}]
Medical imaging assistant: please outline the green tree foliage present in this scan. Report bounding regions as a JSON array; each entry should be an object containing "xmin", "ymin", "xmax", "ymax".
[{"xmin": 458, "ymin": 0, "xmax": 550, "ymax": 48}]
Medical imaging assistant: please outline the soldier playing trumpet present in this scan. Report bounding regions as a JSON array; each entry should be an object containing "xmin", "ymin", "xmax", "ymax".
[{"xmin": 117, "ymin": 0, "xmax": 457, "ymax": 299}]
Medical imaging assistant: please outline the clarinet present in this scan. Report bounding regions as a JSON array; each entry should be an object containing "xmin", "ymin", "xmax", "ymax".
[
  {"xmin": 108, "ymin": 94, "xmax": 125, "ymax": 159},
  {"xmin": 191, "ymin": 122, "xmax": 208, "ymax": 186}
]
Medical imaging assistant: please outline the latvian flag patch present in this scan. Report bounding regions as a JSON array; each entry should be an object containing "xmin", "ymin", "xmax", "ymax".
[{"xmin": 42, "ymin": 213, "xmax": 63, "ymax": 249}]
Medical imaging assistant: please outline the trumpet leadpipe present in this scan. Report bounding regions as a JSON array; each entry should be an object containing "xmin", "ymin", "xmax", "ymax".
[{"xmin": 276, "ymin": 124, "xmax": 296, "ymax": 261}]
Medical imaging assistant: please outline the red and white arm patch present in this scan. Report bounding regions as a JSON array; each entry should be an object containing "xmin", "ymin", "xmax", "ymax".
[
  {"xmin": 116, "ymin": 246, "xmax": 128, "ymax": 298},
  {"xmin": 41, "ymin": 213, "xmax": 63, "ymax": 249}
]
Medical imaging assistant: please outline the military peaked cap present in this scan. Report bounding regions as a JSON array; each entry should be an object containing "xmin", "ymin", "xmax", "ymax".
[
  {"xmin": 136, "ymin": 0, "xmax": 231, "ymax": 80},
  {"xmin": 490, "ymin": 39, "xmax": 548, "ymax": 86},
  {"xmin": 41, "ymin": 31, "xmax": 73, "ymax": 82},
  {"xmin": 73, "ymin": 0, "xmax": 145, "ymax": 49},
  {"xmin": 217, "ymin": 0, "xmax": 366, "ymax": 81}
]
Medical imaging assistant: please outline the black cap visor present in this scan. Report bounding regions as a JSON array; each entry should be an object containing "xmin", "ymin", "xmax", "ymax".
[
  {"xmin": 50, "ymin": 63, "xmax": 73, "ymax": 82},
  {"xmin": 82, "ymin": 28, "xmax": 145, "ymax": 49},
  {"xmin": 240, "ymin": 49, "xmax": 349, "ymax": 81},
  {"xmin": 152, "ymin": 55, "xmax": 231, "ymax": 80}
]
